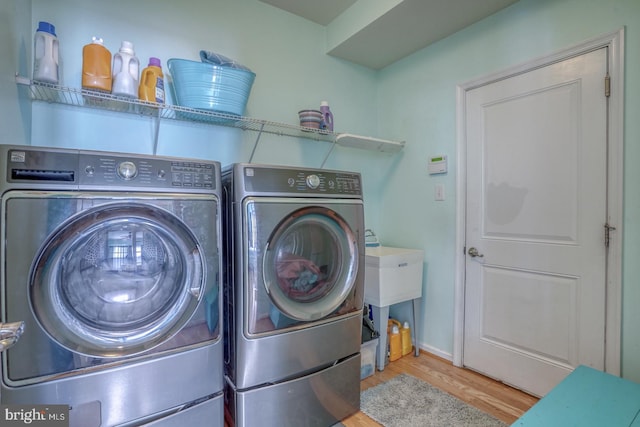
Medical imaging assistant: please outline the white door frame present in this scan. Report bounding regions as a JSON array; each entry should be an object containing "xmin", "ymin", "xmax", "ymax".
[{"xmin": 453, "ymin": 28, "xmax": 625, "ymax": 376}]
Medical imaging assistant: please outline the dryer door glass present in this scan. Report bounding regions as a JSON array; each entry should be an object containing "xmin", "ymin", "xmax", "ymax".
[
  {"xmin": 261, "ymin": 206, "xmax": 358, "ymax": 328},
  {"xmin": 30, "ymin": 203, "xmax": 204, "ymax": 357}
]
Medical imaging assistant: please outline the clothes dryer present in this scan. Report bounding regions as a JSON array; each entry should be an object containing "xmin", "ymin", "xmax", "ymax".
[
  {"xmin": 222, "ymin": 163, "xmax": 364, "ymax": 427},
  {"xmin": 0, "ymin": 145, "xmax": 224, "ymax": 427}
]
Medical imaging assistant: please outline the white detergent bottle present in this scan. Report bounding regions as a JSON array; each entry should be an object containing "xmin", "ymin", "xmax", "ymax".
[
  {"xmin": 111, "ymin": 41, "xmax": 140, "ymax": 97},
  {"xmin": 401, "ymin": 321, "xmax": 412, "ymax": 356},
  {"xmin": 33, "ymin": 21, "xmax": 59, "ymax": 84}
]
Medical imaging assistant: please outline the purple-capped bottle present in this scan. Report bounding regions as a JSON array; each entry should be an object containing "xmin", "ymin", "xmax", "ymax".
[
  {"xmin": 139, "ymin": 57, "xmax": 164, "ymax": 103},
  {"xmin": 320, "ymin": 101, "xmax": 334, "ymax": 131}
]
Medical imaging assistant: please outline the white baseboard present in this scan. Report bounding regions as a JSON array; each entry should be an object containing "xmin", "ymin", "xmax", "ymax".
[{"xmin": 418, "ymin": 343, "xmax": 453, "ymax": 362}]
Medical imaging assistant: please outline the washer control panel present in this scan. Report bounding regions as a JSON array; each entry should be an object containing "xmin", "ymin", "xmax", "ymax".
[
  {"xmin": 79, "ymin": 154, "xmax": 216, "ymax": 190},
  {"xmin": 3, "ymin": 146, "xmax": 218, "ymax": 193},
  {"xmin": 243, "ymin": 166, "xmax": 362, "ymax": 196}
]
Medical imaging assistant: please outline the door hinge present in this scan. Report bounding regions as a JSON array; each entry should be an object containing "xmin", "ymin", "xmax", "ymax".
[
  {"xmin": 605, "ymin": 73, "xmax": 611, "ymax": 98},
  {"xmin": 605, "ymin": 223, "xmax": 616, "ymax": 247}
]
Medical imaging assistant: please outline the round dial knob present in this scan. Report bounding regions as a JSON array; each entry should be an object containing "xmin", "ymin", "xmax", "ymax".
[
  {"xmin": 306, "ymin": 174, "xmax": 320, "ymax": 189},
  {"xmin": 117, "ymin": 161, "xmax": 138, "ymax": 180}
]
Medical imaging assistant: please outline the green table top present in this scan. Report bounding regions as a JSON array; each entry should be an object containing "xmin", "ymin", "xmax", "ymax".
[{"xmin": 513, "ymin": 365, "xmax": 640, "ymax": 427}]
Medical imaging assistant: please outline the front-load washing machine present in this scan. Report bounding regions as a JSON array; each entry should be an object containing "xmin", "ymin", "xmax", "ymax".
[
  {"xmin": 222, "ymin": 163, "xmax": 365, "ymax": 427},
  {"xmin": 0, "ymin": 145, "xmax": 224, "ymax": 426}
]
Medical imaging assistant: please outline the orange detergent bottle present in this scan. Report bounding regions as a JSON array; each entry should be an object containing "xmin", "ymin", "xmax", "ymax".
[
  {"xmin": 82, "ymin": 37, "xmax": 112, "ymax": 92},
  {"xmin": 138, "ymin": 57, "xmax": 165, "ymax": 103}
]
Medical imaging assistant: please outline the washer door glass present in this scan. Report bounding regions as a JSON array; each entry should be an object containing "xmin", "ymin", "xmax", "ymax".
[
  {"xmin": 262, "ymin": 207, "xmax": 358, "ymax": 323},
  {"xmin": 30, "ymin": 203, "xmax": 204, "ymax": 357}
]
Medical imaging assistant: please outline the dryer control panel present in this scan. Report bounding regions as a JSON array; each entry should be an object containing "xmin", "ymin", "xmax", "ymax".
[{"xmin": 242, "ymin": 165, "xmax": 362, "ymax": 197}]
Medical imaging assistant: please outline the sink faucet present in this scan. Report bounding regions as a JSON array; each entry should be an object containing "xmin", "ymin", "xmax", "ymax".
[{"xmin": 365, "ymin": 229, "xmax": 380, "ymax": 247}]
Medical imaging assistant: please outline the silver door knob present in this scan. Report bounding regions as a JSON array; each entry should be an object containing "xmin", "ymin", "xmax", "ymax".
[
  {"xmin": 0, "ymin": 321, "xmax": 24, "ymax": 352},
  {"xmin": 468, "ymin": 247, "xmax": 484, "ymax": 258}
]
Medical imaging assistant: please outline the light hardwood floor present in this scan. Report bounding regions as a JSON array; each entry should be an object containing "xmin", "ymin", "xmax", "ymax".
[{"xmin": 342, "ymin": 350, "xmax": 540, "ymax": 426}]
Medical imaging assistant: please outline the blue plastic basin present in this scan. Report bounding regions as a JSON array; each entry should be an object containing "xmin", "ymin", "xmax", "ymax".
[{"xmin": 167, "ymin": 58, "xmax": 256, "ymax": 116}]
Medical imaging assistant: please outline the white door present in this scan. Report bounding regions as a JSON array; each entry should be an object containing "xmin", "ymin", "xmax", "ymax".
[{"xmin": 463, "ymin": 47, "xmax": 608, "ymax": 397}]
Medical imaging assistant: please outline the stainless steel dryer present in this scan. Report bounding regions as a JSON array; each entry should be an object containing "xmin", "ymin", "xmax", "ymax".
[
  {"xmin": 0, "ymin": 145, "xmax": 224, "ymax": 427},
  {"xmin": 222, "ymin": 163, "xmax": 364, "ymax": 427}
]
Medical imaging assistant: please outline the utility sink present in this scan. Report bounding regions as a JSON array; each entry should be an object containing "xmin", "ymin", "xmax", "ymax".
[
  {"xmin": 364, "ymin": 246, "xmax": 424, "ymax": 306},
  {"xmin": 364, "ymin": 246, "xmax": 424, "ymax": 371}
]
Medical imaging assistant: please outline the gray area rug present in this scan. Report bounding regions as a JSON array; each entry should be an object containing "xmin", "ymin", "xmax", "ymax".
[{"xmin": 360, "ymin": 374, "xmax": 507, "ymax": 427}]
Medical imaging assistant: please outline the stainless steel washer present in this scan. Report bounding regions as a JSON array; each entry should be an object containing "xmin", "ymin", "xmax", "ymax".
[
  {"xmin": 0, "ymin": 145, "xmax": 224, "ymax": 427},
  {"xmin": 222, "ymin": 163, "xmax": 365, "ymax": 427}
]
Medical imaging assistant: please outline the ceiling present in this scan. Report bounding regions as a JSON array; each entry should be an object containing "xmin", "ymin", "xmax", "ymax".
[
  {"xmin": 259, "ymin": 0, "xmax": 520, "ymax": 69},
  {"xmin": 259, "ymin": 0, "xmax": 358, "ymax": 26}
]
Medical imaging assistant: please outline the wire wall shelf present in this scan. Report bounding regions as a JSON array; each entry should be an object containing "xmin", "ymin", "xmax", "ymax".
[{"xmin": 17, "ymin": 76, "xmax": 405, "ymax": 159}]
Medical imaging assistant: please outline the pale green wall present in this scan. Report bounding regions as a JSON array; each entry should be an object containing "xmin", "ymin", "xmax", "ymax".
[
  {"xmin": 2, "ymin": 0, "xmax": 640, "ymax": 383},
  {"xmin": 7, "ymin": 0, "xmax": 398, "ymax": 226},
  {"xmin": 376, "ymin": 0, "xmax": 640, "ymax": 381},
  {"xmin": 0, "ymin": 0, "xmax": 31, "ymax": 144}
]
